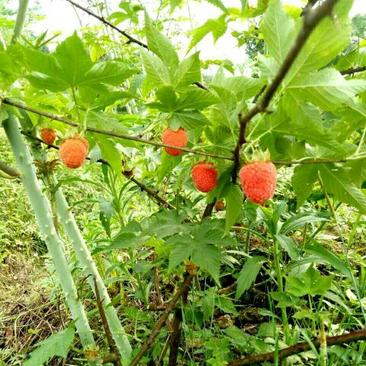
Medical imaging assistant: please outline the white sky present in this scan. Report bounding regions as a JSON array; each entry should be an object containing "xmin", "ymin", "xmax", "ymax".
[{"xmin": 8, "ymin": 0, "xmax": 366, "ymax": 62}]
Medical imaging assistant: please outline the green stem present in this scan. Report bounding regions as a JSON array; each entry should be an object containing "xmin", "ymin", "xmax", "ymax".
[
  {"xmin": 54, "ymin": 183, "xmax": 132, "ymax": 363},
  {"xmin": 2, "ymin": 115, "xmax": 97, "ymax": 360},
  {"xmin": 273, "ymin": 238, "xmax": 290, "ymax": 344},
  {"xmin": 11, "ymin": 0, "xmax": 30, "ymax": 44}
]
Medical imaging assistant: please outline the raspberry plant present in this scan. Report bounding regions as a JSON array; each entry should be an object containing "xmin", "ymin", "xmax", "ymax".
[{"xmin": 2, "ymin": 0, "xmax": 366, "ymax": 365}]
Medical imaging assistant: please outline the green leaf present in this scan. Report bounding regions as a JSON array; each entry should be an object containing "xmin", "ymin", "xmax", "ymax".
[
  {"xmin": 204, "ymin": 0, "xmax": 227, "ymax": 13},
  {"xmin": 224, "ymin": 184, "xmax": 243, "ymax": 232},
  {"xmin": 80, "ymin": 61, "xmax": 136, "ymax": 87},
  {"xmin": 176, "ymin": 88, "xmax": 218, "ymax": 110},
  {"xmin": 280, "ymin": 212, "xmax": 328, "ymax": 235},
  {"xmin": 170, "ymin": 111, "xmax": 209, "ymax": 131},
  {"xmin": 292, "ymin": 165, "xmax": 318, "ymax": 208},
  {"xmin": 305, "ymin": 242, "xmax": 352, "ymax": 279},
  {"xmin": 319, "ymin": 165, "xmax": 366, "ymax": 213},
  {"xmin": 145, "ymin": 13, "xmax": 179, "ymax": 70},
  {"xmin": 96, "ymin": 137, "xmax": 122, "ymax": 175},
  {"xmin": 24, "ymin": 327, "xmax": 75, "ymax": 366},
  {"xmin": 261, "ymin": 0, "xmax": 294, "ymax": 64},
  {"xmin": 173, "ymin": 52, "xmax": 201, "ymax": 89},
  {"xmin": 54, "ymin": 32, "xmax": 93, "ymax": 87},
  {"xmin": 188, "ymin": 15, "xmax": 227, "ymax": 51},
  {"xmin": 287, "ymin": 69, "xmax": 366, "ymax": 110},
  {"xmin": 275, "ymin": 234, "xmax": 300, "ymax": 260},
  {"xmin": 156, "ymin": 86, "xmax": 177, "ymax": 111},
  {"xmin": 236, "ymin": 256, "xmax": 264, "ymax": 299},
  {"xmin": 286, "ymin": 266, "xmax": 332, "ymax": 297},
  {"xmin": 141, "ymin": 49, "xmax": 171, "ymax": 88},
  {"xmin": 192, "ymin": 243, "xmax": 221, "ymax": 283},
  {"xmin": 286, "ymin": 15, "xmax": 350, "ymax": 82}
]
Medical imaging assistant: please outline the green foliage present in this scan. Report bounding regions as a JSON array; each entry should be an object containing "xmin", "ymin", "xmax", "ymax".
[{"xmin": 24, "ymin": 327, "xmax": 75, "ymax": 366}]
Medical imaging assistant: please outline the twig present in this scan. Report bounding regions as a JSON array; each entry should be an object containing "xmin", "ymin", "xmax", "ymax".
[
  {"xmin": 3, "ymin": 98, "xmax": 231, "ymax": 161},
  {"xmin": 21, "ymin": 131, "xmax": 175, "ymax": 209},
  {"xmin": 0, "ymin": 160, "xmax": 21, "ymax": 178},
  {"xmin": 65, "ymin": 0, "xmax": 147, "ymax": 48},
  {"xmin": 231, "ymin": 0, "xmax": 339, "ymax": 178},
  {"xmin": 63, "ymin": 0, "xmax": 207, "ymax": 91},
  {"xmin": 341, "ymin": 66, "xmax": 366, "ymax": 75},
  {"xmin": 228, "ymin": 329, "xmax": 366, "ymax": 366},
  {"xmin": 129, "ymin": 273, "xmax": 194, "ymax": 366},
  {"xmin": 202, "ymin": 200, "xmax": 216, "ymax": 219},
  {"xmin": 93, "ymin": 278, "xmax": 122, "ymax": 366}
]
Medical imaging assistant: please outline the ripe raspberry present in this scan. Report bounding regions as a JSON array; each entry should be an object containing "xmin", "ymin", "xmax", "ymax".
[
  {"xmin": 239, "ymin": 161, "xmax": 277, "ymax": 205},
  {"xmin": 40, "ymin": 128, "xmax": 56, "ymax": 145},
  {"xmin": 59, "ymin": 136, "xmax": 89, "ymax": 169},
  {"xmin": 191, "ymin": 162, "xmax": 218, "ymax": 193},
  {"xmin": 162, "ymin": 128, "xmax": 188, "ymax": 156}
]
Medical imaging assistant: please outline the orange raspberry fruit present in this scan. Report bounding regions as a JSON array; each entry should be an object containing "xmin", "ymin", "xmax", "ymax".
[
  {"xmin": 239, "ymin": 161, "xmax": 277, "ymax": 205},
  {"xmin": 59, "ymin": 136, "xmax": 89, "ymax": 169},
  {"xmin": 40, "ymin": 128, "xmax": 57, "ymax": 145},
  {"xmin": 191, "ymin": 162, "xmax": 218, "ymax": 193},
  {"xmin": 162, "ymin": 128, "xmax": 188, "ymax": 156}
]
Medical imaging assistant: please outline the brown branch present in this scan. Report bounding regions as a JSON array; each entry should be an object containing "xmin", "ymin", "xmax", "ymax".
[
  {"xmin": 129, "ymin": 273, "xmax": 194, "ymax": 366},
  {"xmin": 65, "ymin": 0, "xmax": 148, "ymax": 49},
  {"xmin": 341, "ymin": 66, "xmax": 366, "ymax": 75},
  {"xmin": 21, "ymin": 132, "xmax": 175, "ymax": 209},
  {"xmin": 228, "ymin": 329, "xmax": 366, "ymax": 366},
  {"xmin": 93, "ymin": 278, "xmax": 122, "ymax": 366},
  {"xmin": 63, "ymin": 0, "xmax": 207, "ymax": 91},
  {"xmin": 126, "ymin": 174, "xmax": 175, "ymax": 209},
  {"xmin": 168, "ymin": 276, "xmax": 191, "ymax": 366},
  {"xmin": 231, "ymin": 0, "xmax": 338, "ymax": 178},
  {"xmin": 3, "ymin": 98, "xmax": 231, "ymax": 161},
  {"xmin": 0, "ymin": 160, "xmax": 20, "ymax": 178}
]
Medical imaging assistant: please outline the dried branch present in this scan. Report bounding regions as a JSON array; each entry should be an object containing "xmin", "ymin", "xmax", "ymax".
[
  {"xmin": 2, "ymin": 98, "xmax": 232, "ymax": 161},
  {"xmin": 129, "ymin": 273, "xmax": 194, "ymax": 366},
  {"xmin": 93, "ymin": 278, "xmax": 122, "ymax": 366},
  {"xmin": 340, "ymin": 66, "xmax": 366, "ymax": 75},
  {"xmin": 231, "ymin": 0, "xmax": 339, "ymax": 179},
  {"xmin": 0, "ymin": 160, "xmax": 20, "ymax": 178},
  {"xmin": 228, "ymin": 329, "xmax": 366, "ymax": 366}
]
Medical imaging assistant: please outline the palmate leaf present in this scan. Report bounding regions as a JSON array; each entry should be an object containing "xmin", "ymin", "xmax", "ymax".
[
  {"xmin": 286, "ymin": 266, "xmax": 332, "ymax": 297},
  {"xmin": 261, "ymin": 0, "xmax": 295, "ymax": 64},
  {"xmin": 54, "ymin": 32, "xmax": 93, "ymax": 87},
  {"xmin": 145, "ymin": 13, "xmax": 179, "ymax": 70},
  {"xmin": 24, "ymin": 327, "xmax": 75, "ymax": 366},
  {"xmin": 173, "ymin": 52, "xmax": 201, "ymax": 89},
  {"xmin": 141, "ymin": 49, "xmax": 171, "ymax": 89},
  {"xmin": 188, "ymin": 15, "xmax": 227, "ymax": 51},
  {"xmin": 287, "ymin": 69, "xmax": 366, "ymax": 110},
  {"xmin": 319, "ymin": 165, "xmax": 366, "ymax": 213},
  {"xmin": 286, "ymin": 12, "xmax": 350, "ymax": 83},
  {"xmin": 204, "ymin": 0, "xmax": 228, "ymax": 13},
  {"xmin": 80, "ymin": 61, "xmax": 137, "ymax": 87}
]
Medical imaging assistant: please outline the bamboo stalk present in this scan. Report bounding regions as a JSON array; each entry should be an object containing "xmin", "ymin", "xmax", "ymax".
[
  {"xmin": 2, "ymin": 115, "xmax": 98, "ymax": 362},
  {"xmin": 54, "ymin": 184, "xmax": 132, "ymax": 363}
]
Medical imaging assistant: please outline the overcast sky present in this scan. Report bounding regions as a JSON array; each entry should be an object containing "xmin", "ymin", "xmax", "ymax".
[{"xmin": 11, "ymin": 0, "xmax": 366, "ymax": 62}]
